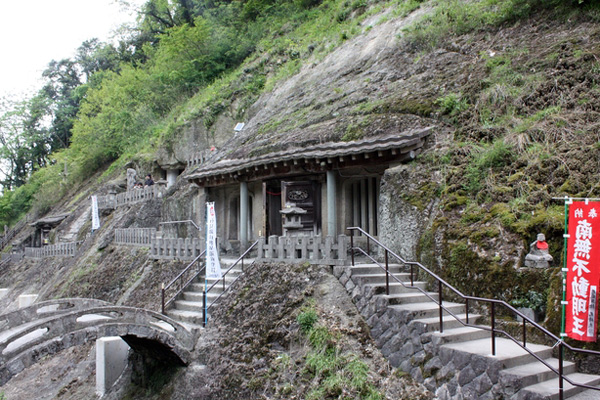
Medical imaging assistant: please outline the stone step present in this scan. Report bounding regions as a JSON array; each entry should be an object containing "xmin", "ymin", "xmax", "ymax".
[
  {"xmin": 389, "ymin": 300, "xmax": 465, "ymax": 319},
  {"xmin": 183, "ymin": 291, "xmax": 224, "ymax": 302},
  {"xmin": 351, "ymin": 272, "xmax": 413, "ymax": 285},
  {"xmin": 173, "ymin": 300, "xmax": 204, "ymax": 313},
  {"xmin": 349, "ymin": 263, "xmax": 404, "ymax": 275},
  {"xmin": 442, "ymin": 338, "xmax": 553, "ymax": 369},
  {"xmin": 517, "ymin": 373, "xmax": 600, "ymax": 400},
  {"xmin": 382, "ymin": 291, "xmax": 439, "ymax": 305},
  {"xmin": 411, "ymin": 313, "xmax": 482, "ymax": 332},
  {"xmin": 567, "ymin": 388, "xmax": 600, "ymax": 399},
  {"xmin": 500, "ymin": 358, "xmax": 577, "ymax": 393},
  {"xmin": 425, "ymin": 325, "xmax": 489, "ymax": 345},
  {"xmin": 166, "ymin": 309, "xmax": 206, "ymax": 326},
  {"xmin": 365, "ymin": 281, "xmax": 428, "ymax": 295}
]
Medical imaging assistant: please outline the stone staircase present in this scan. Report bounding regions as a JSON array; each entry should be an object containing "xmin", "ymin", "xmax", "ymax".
[
  {"xmin": 166, "ymin": 258, "xmax": 247, "ymax": 327},
  {"xmin": 334, "ymin": 262, "xmax": 600, "ymax": 400}
]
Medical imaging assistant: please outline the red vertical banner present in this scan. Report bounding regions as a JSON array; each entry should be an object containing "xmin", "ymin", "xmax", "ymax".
[{"xmin": 566, "ymin": 201, "xmax": 600, "ymax": 342}]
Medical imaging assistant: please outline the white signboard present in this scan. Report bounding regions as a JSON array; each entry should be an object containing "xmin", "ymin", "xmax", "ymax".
[
  {"xmin": 91, "ymin": 196, "xmax": 100, "ymax": 231},
  {"xmin": 205, "ymin": 202, "xmax": 222, "ymax": 279}
]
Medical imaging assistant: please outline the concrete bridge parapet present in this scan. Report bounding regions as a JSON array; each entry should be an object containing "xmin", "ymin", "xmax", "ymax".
[{"xmin": 0, "ymin": 305, "xmax": 197, "ymax": 386}]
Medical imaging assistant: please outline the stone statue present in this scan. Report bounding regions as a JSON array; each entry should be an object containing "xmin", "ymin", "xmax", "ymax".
[
  {"xmin": 126, "ymin": 168, "xmax": 137, "ymax": 190},
  {"xmin": 524, "ymin": 233, "xmax": 553, "ymax": 268}
]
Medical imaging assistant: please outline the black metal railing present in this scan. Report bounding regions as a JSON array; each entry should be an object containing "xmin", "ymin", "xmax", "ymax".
[
  {"xmin": 203, "ymin": 240, "xmax": 259, "ymax": 326},
  {"xmin": 348, "ymin": 226, "xmax": 600, "ymax": 400},
  {"xmin": 161, "ymin": 250, "xmax": 206, "ymax": 314}
]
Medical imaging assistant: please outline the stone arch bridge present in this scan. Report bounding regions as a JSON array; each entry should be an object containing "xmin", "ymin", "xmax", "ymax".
[{"xmin": 0, "ymin": 298, "xmax": 197, "ymax": 386}]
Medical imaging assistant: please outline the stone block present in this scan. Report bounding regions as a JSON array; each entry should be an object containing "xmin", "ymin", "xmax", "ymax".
[
  {"xmin": 388, "ymin": 351, "xmax": 404, "ymax": 367},
  {"xmin": 424, "ymin": 376, "xmax": 437, "ymax": 392},
  {"xmin": 339, "ymin": 273, "xmax": 349, "ymax": 286},
  {"xmin": 0, "ymin": 288, "xmax": 8, "ymax": 299},
  {"xmin": 399, "ymin": 359, "xmax": 412, "ymax": 371},
  {"xmin": 381, "ymin": 335, "xmax": 403, "ymax": 357},
  {"xmin": 435, "ymin": 385, "xmax": 451, "ymax": 400},
  {"xmin": 410, "ymin": 366, "xmax": 423, "ymax": 382},
  {"xmin": 345, "ymin": 279, "xmax": 355, "ymax": 292},
  {"xmin": 400, "ymin": 341, "xmax": 415, "ymax": 358},
  {"xmin": 439, "ymin": 347, "xmax": 454, "ymax": 365},
  {"xmin": 366, "ymin": 314, "xmax": 379, "ymax": 327},
  {"xmin": 473, "ymin": 373, "xmax": 493, "ymax": 394},
  {"xmin": 437, "ymin": 361, "xmax": 456, "ymax": 381},
  {"xmin": 471, "ymin": 355, "xmax": 488, "ymax": 376},
  {"xmin": 424, "ymin": 356, "xmax": 442, "ymax": 374},
  {"xmin": 96, "ymin": 337, "xmax": 130, "ymax": 397},
  {"xmin": 332, "ymin": 266, "xmax": 344, "ymax": 278},
  {"xmin": 453, "ymin": 349, "xmax": 471, "ymax": 370},
  {"xmin": 457, "ymin": 365, "xmax": 476, "ymax": 386},
  {"xmin": 486, "ymin": 360, "xmax": 501, "ymax": 383},
  {"xmin": 18, "ymin": 294, "xmax": 38, "ymax": 308},
  {"xmin": 411, "ymin": 350, "xmax": 426, "ymax": 365}
]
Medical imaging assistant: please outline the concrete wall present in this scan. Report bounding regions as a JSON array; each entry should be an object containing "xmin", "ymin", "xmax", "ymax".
[{"xmin": 96, "ymin": 337, "xmax": 131, "ymax": 397}]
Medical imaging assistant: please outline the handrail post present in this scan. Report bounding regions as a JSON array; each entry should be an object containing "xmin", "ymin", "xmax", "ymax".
[
  {"xmin": 466, "ymin": 298, "xmax": 469, "ymax": 324},
  {"xmin": 523, "ymin": 319, "xmax": 527, "ymax": 347},
  {"xmin": 410, "ymin": 264, "xmax": 414, "ymax": 286},
  {"xmin": 559, "ymin": 341, "xmax": 564, "ymax": 400},
  {"xmin": 438, "ymin": 280, "xmax": 443, "ymax": 333},
  {"xmin": 491, "ymin": 302, "xmax": 496, "ymax": 356},
  {"xmin": 161, "ymin": 283, "xmax": 165, "ymax": 315},
  {"xmin": 350, "ymin": 230, "xmax": 355, "ymax": 266},
  {"xmin": 203, "ymin": 290, "xmax": 207, "ymax": 327},
  {"xmin": 367, "ymin": 235, "xmax": 370, "ymax": 254},
  {"xmin": 385, "ymin": 249, "xmax": 389, "ymax": 295}
]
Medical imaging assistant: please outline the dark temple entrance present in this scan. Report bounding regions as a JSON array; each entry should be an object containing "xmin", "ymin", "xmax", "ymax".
[{"xmin": 264, "ymin": 179, "xmax": 321, "ymax": 237}]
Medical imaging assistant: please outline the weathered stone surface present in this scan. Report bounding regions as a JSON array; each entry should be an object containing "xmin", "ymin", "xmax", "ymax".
[
  {"xmin": 437, "ymin": 361, "xmax": 456, "ymax": 381},
  {"xmin": 424, "ymin": 356, "xmax": 442, "ymax": 374},
  {"xmin": 473, "ymin": 373, "xmax": 493, "ymax": 394},
  {"xmin": 411, "ymin": 350, "xmax": 426, "ymax": 365},
  {"xmin": 457, "ymin": 365, "xmax": 476, "ymax": 386}
]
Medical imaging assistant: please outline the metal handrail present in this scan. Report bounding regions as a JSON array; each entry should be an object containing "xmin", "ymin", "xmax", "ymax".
[
  {"xmin": 203, "ymin": 240, "xmax": 259, "ymax": 325},
  {"xmin": 348, "ymin": 226, "xmax": 600, "ymax": 399},
  {"xmin": 161, "ymin": 250, "xmax": 206, "ymax": 314}
]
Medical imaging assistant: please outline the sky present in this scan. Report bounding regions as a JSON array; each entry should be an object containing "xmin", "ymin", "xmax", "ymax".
[{"xmin": 0, "ymin": 0, "xmax": 147, "ymax": 99}]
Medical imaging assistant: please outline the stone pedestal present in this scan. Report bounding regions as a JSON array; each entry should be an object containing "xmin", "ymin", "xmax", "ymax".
[{"xmin": 96, "ymin": 337, "xmax": 130, "ymax": 397}]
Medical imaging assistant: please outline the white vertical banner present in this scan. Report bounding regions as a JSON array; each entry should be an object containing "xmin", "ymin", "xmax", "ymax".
[
  {"xmin": 91, "ymin": 196, "xmax": 100, "ymax": 231},
  {"xmin": 205, "ymin": 202, "xmax": 222, "ymax": 279}
]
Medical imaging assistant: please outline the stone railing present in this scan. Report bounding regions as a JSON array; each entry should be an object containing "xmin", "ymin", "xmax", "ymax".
[
  {"xmin": 115, "ymin": 186, "xmax": 166, "ymax": 207},
  {"xmin": 187, "ymin": 149, "xmax": 215, "ymax": 168},
  {"xmin": 114, "ymin": 228, "xmax": 203, "ymax": 261},
  {"xmin": 150, "ymin": 237, "xmax": 203, "ymax": 260},
  {"xmin": 96, "ymin": 194, "xmax": 117, "ymax": 210},
  {"xmin": 114, "ymin": 228, "xmax": 157, "ymax": 246},
  {"xmin": 24, "ymin": 242, "xmax": 79, "ymax": 258},
  {"xmin": 257, "ymin": 234, "xmax": 348, "ymax": 265}
]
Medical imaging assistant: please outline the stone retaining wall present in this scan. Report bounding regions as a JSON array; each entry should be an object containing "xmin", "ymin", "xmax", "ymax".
[{"xmin": 333, "ymin": 265, "xmax": 506, "ymax": 400}]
